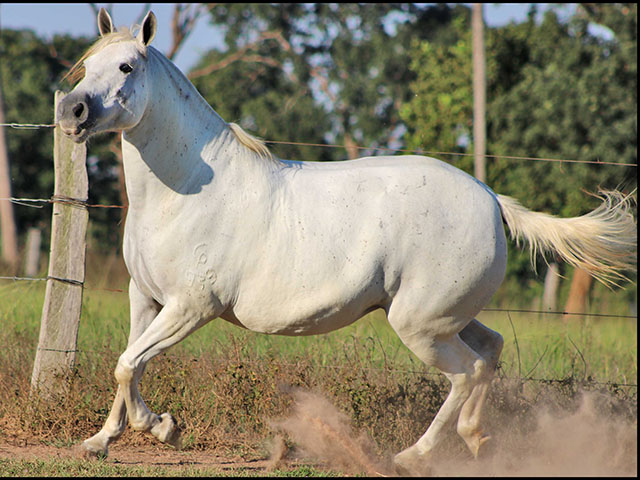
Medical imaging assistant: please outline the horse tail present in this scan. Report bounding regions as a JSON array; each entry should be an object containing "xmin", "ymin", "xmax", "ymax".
[{"xmin": 496, "ymin": 190, "xmax": 637, "ymax": 288}]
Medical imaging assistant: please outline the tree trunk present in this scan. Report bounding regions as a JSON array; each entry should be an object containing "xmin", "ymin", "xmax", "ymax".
[
  {"xmin": 541, "ymin": 262, "xmax": 560, "ymax": 312},
  {"xmin": 344, "ymin": 132, "xmax": 360, "ymax": 160},
  {"xmin": 563, "ymin": 267, "xmax": 593, "ymax": 321},
  {"xmin": 24, "ymin": 227, "xmax": 42, "ymax": 276},
  {"xmin": 472, "ymin": 3, "xmax": 486, "ymax": 183},
  {"xmin": 0, "ymin": 83, "xmax": 19, "ymax": 271}
]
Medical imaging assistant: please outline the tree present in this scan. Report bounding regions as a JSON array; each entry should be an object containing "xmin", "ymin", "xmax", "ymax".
[
  {"xmin": 399, "ymin": 13, "xmax": 474, "ymax": 170},
  {"xmin": 192, "ymin": 4, "xmax": 466, "ymax": 161},
  {"xmin": 0, "ymin": 80, "xmax": 18, "ymax": 270},
  {"xmin": 486, "ymin": 6, "xmax": 636, "ymax": 311},
  {"xmin": 401, "ymin": 4, "xmax": 637, "ymax": 309},
  {"xmin": 0, "ymin": 29, "xmax": 121, "ymax": 250}
]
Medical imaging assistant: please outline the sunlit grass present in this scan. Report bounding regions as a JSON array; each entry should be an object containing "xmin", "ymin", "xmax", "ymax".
[
  {"xmin": 1, "ymin": 281, "xmax": 636, "ymax": 385},
  {"xmin": 1, "ymin": 280, "xmax": 636, "ymax": 477},
  {"xmin": 0, "ymin": 457, "xmax": 342, "ymax": 477},
  {"xmin": 479, "ymin": 311, "xmax": 637, "ymax": 385}
]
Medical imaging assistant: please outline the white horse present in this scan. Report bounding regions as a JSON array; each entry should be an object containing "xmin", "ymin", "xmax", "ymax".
[{"xmin": 57, "ymin": 9, "xmax": 636, "ymax": 475}]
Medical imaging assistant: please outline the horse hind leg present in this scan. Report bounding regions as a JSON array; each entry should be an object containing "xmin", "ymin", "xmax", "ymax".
[
  {"xmin": 456, "ymin": 319, "xmax": 504, "ymax": 458},
  {"xmin": 390, "ymin": 318, "xmax": 489, "ymax": 476}
]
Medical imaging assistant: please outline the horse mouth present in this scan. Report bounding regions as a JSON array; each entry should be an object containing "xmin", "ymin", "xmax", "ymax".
[{"xmin": 59, "ymin": 124, "xmax": 90, "ymax": 143}]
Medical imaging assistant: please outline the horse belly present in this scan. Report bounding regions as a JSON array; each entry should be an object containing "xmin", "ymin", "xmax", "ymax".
[{"xmin": 227, "ymin": 254, "xmax": 388, "ymax": 336}]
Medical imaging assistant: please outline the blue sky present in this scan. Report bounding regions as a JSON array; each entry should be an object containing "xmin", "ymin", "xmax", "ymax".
[{"xmin": 0, "ymin": 3, "xmax": 577, "ymax": 72}]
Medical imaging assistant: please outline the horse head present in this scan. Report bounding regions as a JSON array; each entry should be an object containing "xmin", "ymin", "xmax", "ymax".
[{"xmin": 57, "ymin": 8, "xmax": 157, "ymax": 143}]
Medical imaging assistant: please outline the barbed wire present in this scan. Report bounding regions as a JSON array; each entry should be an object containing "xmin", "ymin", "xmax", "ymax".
[
  {"xmin": 221, "ymin": 358, "xmax": 638, "ymax": 389},
  {"xmin": 1, "ymin": 122, "xmax": 637, "ymax": 167},
  {"xmin": 24, "ymin": 345, "xmax": 638, "ymax": 389},
  {"xmin": 0, "ymin": 196, "xmax": 126, "ymax": 209},
  {"xmin": 0, "ymin": 122, "xmax": 56, "ymax": 129},
  {"xmin": 265, "ymin": 139, "xmax": 638, "ymax": 167},
  {"xmin": 1, "ymin": 121, "xmax": 636, "ymax": 322},
  {"xmin": 481, "ymin": 307, "xmax": 637, "ymax": 319}
]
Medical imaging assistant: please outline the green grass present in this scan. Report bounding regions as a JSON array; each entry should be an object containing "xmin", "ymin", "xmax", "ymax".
[
  {"xmin": 478, "ymin": 311, "xmax": 637, "ymax": 384},
  {"xmin": 0, "ymin": 458, "xmax": 342, "ymax": 477},
  {"xmin": 1, "ymin": 279, "xmax": 637, "ymax": 386},
  {"xmin": 0, "ymin": 279, "xmax": 636, "ymax": 477}
]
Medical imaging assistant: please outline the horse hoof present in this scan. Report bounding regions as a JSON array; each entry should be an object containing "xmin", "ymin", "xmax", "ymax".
[
  {"xmin": 80, "ymin": 439, "xmax": 108, "ymax": 460},
  {"xmin": 464, "ymin": 432, "xmax": 491, "ymax": 459},
  {"xmin": 393, "ymin": 446, "xmax": 432, "ymax": 477},
  {"xmin": 151, "ymin": 412, "xmax": 182, "ymax": 448}
]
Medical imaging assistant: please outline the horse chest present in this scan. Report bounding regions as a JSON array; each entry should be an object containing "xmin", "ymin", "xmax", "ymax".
[{"xmin": 123, "ymin": 213, "xmax": 233, "ymax": 307}]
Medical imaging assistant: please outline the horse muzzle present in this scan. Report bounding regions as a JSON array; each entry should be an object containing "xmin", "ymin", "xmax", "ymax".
[{"xmin": 56, "ymin": 93, "xmax": 92, "ymax": 143}]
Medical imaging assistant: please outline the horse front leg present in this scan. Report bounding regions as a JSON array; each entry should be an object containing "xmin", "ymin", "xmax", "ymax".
[
  {"xmin": 81, "ymin": 280, "xmax": 160, "ymax": 458},
  {"xmin": 113, "ymin": 299, "xmax": 215, "ymax": 448}
]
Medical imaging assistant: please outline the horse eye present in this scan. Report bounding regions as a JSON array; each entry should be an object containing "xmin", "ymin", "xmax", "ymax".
[{"xmin": 119, "ymin": 63, "xmax": 133, "ymax": 74}]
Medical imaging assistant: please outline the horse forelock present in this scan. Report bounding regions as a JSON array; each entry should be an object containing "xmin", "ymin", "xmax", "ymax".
[{"xmin": 63, "ymin": 28, "xmax": 146, "ymax": 86}]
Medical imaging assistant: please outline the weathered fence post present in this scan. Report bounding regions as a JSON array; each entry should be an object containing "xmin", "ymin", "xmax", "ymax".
[{"xmin": 30, "ymin": 91, "xmax": 88, "ymax": 397}]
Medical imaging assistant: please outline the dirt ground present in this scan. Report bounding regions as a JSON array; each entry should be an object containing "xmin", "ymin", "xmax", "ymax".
[
  {"xmin": 1, "ymin": 388, "xmax": 637, "ymax": 477},
  {"xmin": 0, "ymin": 440, "xmax": 315, "ymax": 476}
]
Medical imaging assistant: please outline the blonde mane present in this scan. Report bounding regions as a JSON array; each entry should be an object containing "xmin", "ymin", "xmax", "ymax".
[
  {"xmin": 228, "ymin": 123, "xmax": 273, "ymax": 161},
  {"xmin": 62, "ymin": 27, "xmax": 273, "ymax": 162},
  {"xmin": 62, "ymin": 28, "xmax": 145, "ymax": 86}
]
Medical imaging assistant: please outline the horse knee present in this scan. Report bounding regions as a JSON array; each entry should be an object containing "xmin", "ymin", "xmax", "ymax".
[
  {"xmin": 114, "ymin": 355, "xmax": 135, "ymax": 384},
  {"xmin": 450, "ymin": 358, "xmax": 486, "ymax": 398}
]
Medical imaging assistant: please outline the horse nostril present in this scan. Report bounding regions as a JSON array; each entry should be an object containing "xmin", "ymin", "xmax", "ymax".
[
  {"xmin": 72, "ymin": 103, "xmax": 84, "ymax": 118},
  {"xmin": 72, "ymin": 102, "xmax": 86, "ymax": 119}
]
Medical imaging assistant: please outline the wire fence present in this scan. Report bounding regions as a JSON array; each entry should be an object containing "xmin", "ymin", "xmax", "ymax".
[
  {"xmin": 2, "ymin": 121, "xmax": 638, "ymax": 167},
  {"xmin": 1, "ymin": 121, "xmax": 637, "ymax": 323}
]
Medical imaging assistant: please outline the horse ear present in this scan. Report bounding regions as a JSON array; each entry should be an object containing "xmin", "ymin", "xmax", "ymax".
[
  {"xmin": 137, "ymin": 11, "xmax": 157, "ymax": 46},
  {"xmin": 97, "ymin": 7, "xmax": 114, "ymax": 36}
]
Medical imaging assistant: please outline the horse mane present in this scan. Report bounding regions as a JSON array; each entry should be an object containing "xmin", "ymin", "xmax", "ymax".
[
  {"xmin": 228, "ymin": 123, "xmax": 273, "ymax": 161},
  {"xmin": 62, "ymin": 26, "xmax": 274, "ymax": 162},
  {"xmin": 62, "ymin": 27, "xmax": 145, "ymax": 86}
]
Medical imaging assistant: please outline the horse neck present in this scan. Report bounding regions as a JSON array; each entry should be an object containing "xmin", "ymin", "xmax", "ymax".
[{"xmin": 121, "ymin": 47, "xmax": 236, "ymax": 208}]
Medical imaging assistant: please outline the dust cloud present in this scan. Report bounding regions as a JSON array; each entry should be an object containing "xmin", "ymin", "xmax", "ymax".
[
  {"xmin": 269, "ymin": 389, "xmax": 390, "ymax": 475},
  {"xmin": 269, "ymin": 387, "xmax": 637, "ymax": 477}
]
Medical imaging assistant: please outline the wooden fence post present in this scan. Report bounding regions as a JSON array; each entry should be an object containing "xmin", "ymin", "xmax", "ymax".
[{"xmin": 30, "ymin": 91, "xmax": 88, "ymax": 397}]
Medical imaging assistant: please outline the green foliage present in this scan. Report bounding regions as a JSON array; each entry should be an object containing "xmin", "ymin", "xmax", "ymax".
[
  {"xmin": 400, "ymin": 13, "xmax": 474, "ymax": 174},
  {"xmin": 0, "ymin": 31, "xmax": 84, "ymax": 232},
  {"xmin": 194, "ymin": 4, "xmax": 469, "ymax": 160},
  {"xmin": 190, "ymin": 4, "xmax": 334, "ymax": 161},
  {"xmin": 486, "ymin": 7, "xmax": 637, "ymax": 213},
  {"xmin": 400, "ymin": 4, "xmax": 637, "ymax": 300},
  {"xmin": 0, "ymin": 29, "xmax": 123, "ymax": 250}
]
